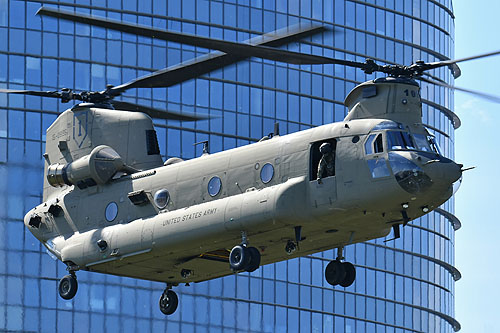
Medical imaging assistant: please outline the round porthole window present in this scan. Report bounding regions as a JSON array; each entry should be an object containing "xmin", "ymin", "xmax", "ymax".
[
  {"xmin": 208, "ymin": 176, "xmax": 222, "ymax": 197},
  {"xmin": 105, "ymin": 202, "xmax": 118, "ymax": 222},
  {"xmin": 260, "ymin": 163, "xmax": 274, "ymax": 184},
  {"xmin": 154, "ymin": 189, "xmax": 170, "ymax": 209}
]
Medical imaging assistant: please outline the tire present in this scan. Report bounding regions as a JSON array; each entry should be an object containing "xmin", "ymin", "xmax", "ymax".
[
  {"xmin": 245, "ymin": 247, "xmax": 261, "ymax": 273},
  {"xmin": 339, "ymin": 262, "xmax": 356, "ymax": 287},
  {"xmin": 229, "ymin": 245, "xmax": 250, "ymax": 271},
  {"xmin": 58, "ymin": 274, "xmax": 78, "ymax": 300},
  {"xmin": 325, "ymin": 260, "xmax": 346, "ymax": 286},
  {"xmin": 159, "ymin": 290, "xmax": 178, "ymax": 315}
]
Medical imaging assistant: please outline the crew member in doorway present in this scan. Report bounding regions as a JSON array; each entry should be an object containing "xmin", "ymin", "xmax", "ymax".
[{"xmin": 317, "ymin": 142, "xmax": 335, "ymax": 184}]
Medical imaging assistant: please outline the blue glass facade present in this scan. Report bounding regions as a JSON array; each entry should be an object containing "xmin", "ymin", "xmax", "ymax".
[{"xmin": 0, "ymin": 0, "xmax": 460, "ymax": 332}]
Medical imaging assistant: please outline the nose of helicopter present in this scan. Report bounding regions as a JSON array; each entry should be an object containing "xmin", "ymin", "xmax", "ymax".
[
  {"xmin": 442, "ymin": 161, "xmax": 463, "ymax": 184},
  {"xmin": 389, "ymin": 152, "xmax": 463, "ymax": 196},
  {"xmin": 421, "ymin": 158, "xmax": 463, "ymax": 192}
]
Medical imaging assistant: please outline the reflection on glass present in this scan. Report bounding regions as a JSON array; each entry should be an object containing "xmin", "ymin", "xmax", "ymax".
[
  {"xmin": 208, "ymin": 176, "xmax": 222, "ymax": 197},
  {"xmin": 387, "ymin": 130, "xmax": 416, "ymax": 150},
  {"xmin": 105, "ymin": 202, "xmax": 118, "ymax": 222},
  {"xmin": 365, "ymin": 134, "xmax": 376, "ymax": 154},
  {"xmin": 413, "ymin": 133, "xmax": 433, "ymax": 151},
  {"xmin": 260, "ymin": 163, "xmax": 274, "ymax": 183},
  {"xmin": 154, "ymin": 189, "xmax": 170, "ymax": 209},
  {"xmin": 388, "ymin": 152, "xmax": 432, "ymax": 194},
  {"xmin": 367, "ymin": 158, "xmax": 391, "ymax": 178}
]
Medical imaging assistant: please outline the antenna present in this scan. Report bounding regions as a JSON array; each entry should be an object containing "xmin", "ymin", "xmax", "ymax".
[{"xmin": 193, "ymin": 140, "xmax": 209, "ymax": 156}]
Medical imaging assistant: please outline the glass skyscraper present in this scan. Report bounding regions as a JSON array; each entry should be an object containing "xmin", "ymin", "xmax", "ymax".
[{"xmin": 0, "ymin": 0, "xmax": 460, "ymax": 332}]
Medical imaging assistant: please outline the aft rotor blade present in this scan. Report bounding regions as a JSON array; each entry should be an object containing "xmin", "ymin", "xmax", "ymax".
[
  {"xmin": 420, "ymin": 76, "xmax": 500, "ymax": 104},
  {"xmin": 111, "ymin": 51, "xmax": 367, "ymax": 92},
  {"xmin": 110, "ymin": 100, "xmax": 208, "ymax": 121},
  {"xmin": 2, "ymin": 21, "xmax": 327, "ymax": 104},
  {"xmin": 109, "ymin": 25, "xmax": 332, "ymax": 92},
  {"xmin": 37, "ymin": 7, "xmax": 373, "ymax": 70},
  {"xmin": 38, "ymin": 7, "xmax": 325, "ymax": 49},
  {"xmin": 37, "ymin": 7, "xmax": 341, "ymax": 65},
  {"xmin": 0, "ymin": 88, "xmax": 63, "ymax": 99}
]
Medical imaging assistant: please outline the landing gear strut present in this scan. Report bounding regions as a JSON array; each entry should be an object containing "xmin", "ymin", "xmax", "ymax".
[
  {"xmin": 58, "ymin": 264, "xmax": 79, "ymax": 300},
  {"xmin": 229, "ymin": 231, "xmax": 261, "ymax": 272},
  {"xmin": 159, "ymin": 285, "xmax": 179, "ymax": 316},
  {"xmin": 324, "ymin": 247, "xmax": 356, "ymax": 288}
]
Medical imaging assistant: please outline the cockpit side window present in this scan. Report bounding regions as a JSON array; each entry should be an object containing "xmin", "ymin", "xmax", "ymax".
[
  {"xmin": 374, "ymin": 134, "xmax": 383, "ymax": 153},
  {"xmin": 365, "ymin": 133, "xmax": 390, "ymax": 178},
  {"xmin": 365, "ymin": 135, "xmax": 375, "ymax": 154},
  {"xmin": 365, "ymin": 134, "xmax": 384, "ymax": 155}
]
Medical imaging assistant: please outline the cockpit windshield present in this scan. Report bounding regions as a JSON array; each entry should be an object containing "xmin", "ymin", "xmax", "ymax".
[
  {"xmin": 428, "ymin": 136, "xmax": 442, "ymax": 155},
  {"xmin": 386, "ymin": 130, "xmax": 440, "ymax": 154},
  {"xmin": 412, "ymin": 133, "xmax": 433, "ymax": 152},
  {"xmin": 386, "ymin": 131, "xmax": 416, "ymax": 150},
  {"xmin": 365, "ymin": 122, "xmax": 441, "ymax": 155},
  {"xmin": 367, "ymin": 122, "xmax": 441, "ymax": 155}
]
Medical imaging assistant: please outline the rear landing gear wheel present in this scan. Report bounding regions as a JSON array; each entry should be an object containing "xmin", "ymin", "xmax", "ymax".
[
  {"xmin": 58, "ymin": 274, "xmax": 78, "ymax": 300},
  {"xmin": 159, "ymin": 289, "xmax": 178, "ymax": 315},
  {"xmin": 245, "ymin": 247, "xmax": 261, "ymax": 272},
  {"xmin": 229, "ymin": 245, "xmax": 261, "ymax": 272},
  {"xmin": 229, "ymin": 245, "xmax": 251, "ymax": 271}
]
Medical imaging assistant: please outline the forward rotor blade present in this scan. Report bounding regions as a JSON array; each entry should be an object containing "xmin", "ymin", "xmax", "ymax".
[
  {"xmin": 110, "ymin": 100, "xmax": 208, "ymax": 121},
  {"xmin": 421, "ymin": 72, "xmax": 448, "ymax": 84},
  {"xmin": 421, "ymin": 50, "xmax": 500, "ymax": 78},
  {"xmin": 420, "ymin": 76, "xmax": 500, "ymax": 104},
  {"xmin": 430, "ymin": 50, "xmax": 500, "ymax": 66}
]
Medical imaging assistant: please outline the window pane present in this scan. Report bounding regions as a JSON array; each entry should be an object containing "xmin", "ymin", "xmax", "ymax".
[{"xmin": 367, "ymin": 158, "xmax": 391, "ymax": 178}]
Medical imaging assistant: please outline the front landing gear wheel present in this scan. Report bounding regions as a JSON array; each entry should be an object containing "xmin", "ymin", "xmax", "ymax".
[
  {"xmin": 339, "ymin": 262, "xmax": 356, "ymax": 287},
  {"xmin": 58, "ymin": 274, "xmax": 78, "ymax": 300},
  {"xmin": 159, "ymin": 290, "xmax": 178, "ymax": 315},
  {"xmin": 325, "ymin": 260, "xmax": 356, "ymax": 287},
  {"xmin": 325, "ymin": 260, "xmax": 345, "ymax": 286}
]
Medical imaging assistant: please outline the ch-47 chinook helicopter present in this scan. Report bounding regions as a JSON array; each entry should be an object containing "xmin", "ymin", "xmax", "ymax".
[{"xmin": 2, "ymin": 7, "xmax": 499, "ymax": 316}]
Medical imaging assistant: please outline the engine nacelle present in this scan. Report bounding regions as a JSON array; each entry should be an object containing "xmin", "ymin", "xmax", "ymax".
[{"xmin": 47, "ymin": 145, "xmax": 127, "ymax": 189}]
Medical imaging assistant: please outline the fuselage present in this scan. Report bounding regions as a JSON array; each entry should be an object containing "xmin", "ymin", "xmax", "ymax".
[{"xmin": 24, "ymin": 114, "xmax": 462, "ymax": 284}]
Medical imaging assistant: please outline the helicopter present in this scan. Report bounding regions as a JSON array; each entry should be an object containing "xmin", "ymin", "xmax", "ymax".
[{"xmin": 2, "ymin": 7, "xmax": 498, "ymax": 316}]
